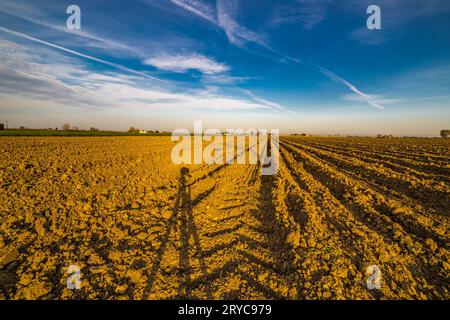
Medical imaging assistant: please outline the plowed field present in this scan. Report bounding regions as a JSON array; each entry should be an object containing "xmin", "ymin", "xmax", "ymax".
[{"xmin": 0, "ymin": 136, "xmax": 448, "ymax": 299}]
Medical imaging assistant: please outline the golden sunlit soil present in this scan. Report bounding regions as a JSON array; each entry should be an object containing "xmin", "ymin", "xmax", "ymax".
[{"xmin": 0, "ymin": 136, "xmax": 449, "ymax": 299}]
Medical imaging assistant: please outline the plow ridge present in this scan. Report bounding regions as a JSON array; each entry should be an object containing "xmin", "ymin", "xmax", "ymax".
[{"xmin": 0, "ymin": 136, "xmax": 448, "ymax": 299}]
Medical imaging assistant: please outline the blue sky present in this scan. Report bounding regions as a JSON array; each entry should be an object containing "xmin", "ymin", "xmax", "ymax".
[{"xmin": 0, "ymin": 0, "xmax": 449, "ymax": 135}]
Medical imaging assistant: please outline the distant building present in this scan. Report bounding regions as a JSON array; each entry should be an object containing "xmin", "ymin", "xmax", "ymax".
[
  {"xmin": 375, "ymin": 134, "xmax": 394, "ymax": 139},
  {"xmin": 0, "ymin": 123, "xmax": 4, "ymax": 130},
  {"xmin": 139, "ymin": 130, "xmax": 147, "ymax": 134}
]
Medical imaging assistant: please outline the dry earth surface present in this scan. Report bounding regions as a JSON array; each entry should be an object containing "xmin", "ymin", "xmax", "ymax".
[{"xmin": 0, "ymin": 136, "xmax": 449, "ymax": 299}]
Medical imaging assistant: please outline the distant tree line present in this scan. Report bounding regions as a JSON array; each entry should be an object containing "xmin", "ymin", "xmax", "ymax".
[
  {"xmin": 376, "ymin": 134, "xmax": 394, "ymax": 138},
  {"xmin": 128, "ymin": 127, "xmax": 161, "ymax": 134},
  {"xmin": 62, "ymin": 124, "xmax": 97, "ymax": 131}
]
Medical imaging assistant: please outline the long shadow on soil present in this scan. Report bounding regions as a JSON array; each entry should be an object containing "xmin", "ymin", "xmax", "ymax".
[
  {"xmin": 247, "ymin": 172, "xmax": 299, "ymax": 299},
  {"xmin": 143, "ymin": 142, "xmax": 298, "ymax": 299},
  {"xmin": 186, "ymin": 138, "xmax": 300, "ymax": 299},
  {"xmin": 142, "ymin": 167, "xmax": 213, "ymax": 299}
]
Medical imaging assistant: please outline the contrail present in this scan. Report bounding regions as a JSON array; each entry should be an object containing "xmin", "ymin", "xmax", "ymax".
[
  {"xmin": 243, "ymin": 89, "xmax": 300, "ymax": 116},
  {"xmin": 0, "ymin": 26, "xmax": 166, "ymax": 83},
  {"xmin": 317, "ymin": 65, "xmax": 384, "ymax": 109},
  {"xmin": 0, "ymin": 8, "xmax": 138, "ymax": 55},
  {"xmin": 171, "ymin": 0, "xmax": 217, "ymax": 24},
  {"xmin": 170, "ymin": 0, "xmax": 385, "ymax": 109}
]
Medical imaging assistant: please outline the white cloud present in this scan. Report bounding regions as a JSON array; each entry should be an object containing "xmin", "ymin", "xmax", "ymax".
[
  {"xmin": 144, "ymin": 53, "xmax": 229, "ymax": 74},
  {"xmin": 0, "ymin": 26, "xmax": 165, "ymax": 83},
  {"xmin": 167, "ymin": 0, "xmax": 384, "ymax": 110},
  {"xmin": 0, "ymin": 36, "xmax": 281, "ymax": 115}
]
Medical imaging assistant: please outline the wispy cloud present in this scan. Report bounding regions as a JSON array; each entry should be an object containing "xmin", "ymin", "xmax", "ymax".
[
  {"xmin": 201, "ymin": 73, "xmax": 254, "ymax": 85},
  {"xmin": 0, "ymin": 26, "xmax": 165, "ymax": 83},
  {"xmin": 0, "ymin": 6, "xmax": 141, "ymax": 56},
  {"xmin": 144, "ymin": 53, "xmax": 229, "ymax": 74},
  {"xmin": 169, "ymin": 0, "xmax": 385, "ymax": 110},
  {"xmin": 342, "ymin": 93, "xmax": 450, "ymax": 105},
  {"xmin": 318, "ymin": 66, "xmax": 385, "ymax": 109},
  {"xmin": 170, "ymin": 0, "xmax": 268, "ymax": 48},
  {"xmin": 0, "ymin": 6, "xmax": 298, "ymax": 116},
  {"xmin": 341, "ymin": 93, "xmax": 398, "ymax": 106},
  {"xmin": 0, "ymin": 36, "xmax": 282, "ymax": 114},
  {"xmin": 243, "ymin": 90, "xmax": 300, "ymax": 116},
  {"xmin": 271, "ymin": 0, "xmax": 333, "ymax": 30},
  {"xmin": 162, "ymin": 1, "xmax": 300, "ymax": 114},
  {"xmin": 216, "ymin": 0, "xmax": 269, "ymax": 48},
  {"xmin": 350, "ymin": 27, "xmax": 395, "ymax": 46},
  {"xmin": 170, "ymin": 0, "xmax": 217, "ymax": 24}
]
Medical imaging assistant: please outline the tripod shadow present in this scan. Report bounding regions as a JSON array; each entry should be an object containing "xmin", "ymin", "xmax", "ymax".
[{"xmin": 143, "ymin": 167, "xmax": 212, "ymax": 299}]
